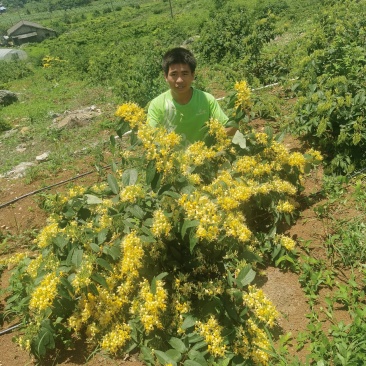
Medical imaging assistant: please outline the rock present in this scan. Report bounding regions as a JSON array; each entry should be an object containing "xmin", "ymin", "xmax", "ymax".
[
  {"xmin": 36, "ymin": 151, "xmax": 50, "ymax": 162},
  {"xmin": 16, "ymin": 144, "xmax": 27, "ymax": 153},
  {"xmin": 2, "ymin": 128, "xmax": 18, "ymax": 138},
  {"xmin": 51, "ymin": 106, "xmax": 102, "ymax": 130},
  {"xmin": 0, "ymin": 90, "xmax": 18, "ymax": 106},
  {"xmin": 0, "ymin": 162, "xmax": 35, "ymax": 179}
]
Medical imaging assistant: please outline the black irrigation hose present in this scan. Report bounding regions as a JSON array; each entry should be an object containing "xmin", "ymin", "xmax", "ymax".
[
  {"xmin": 1, "ymin": 163, "xmax": 366, "ymax": 212},
  {"xmin": 0, "ymin": 164, "xmax": 111, "ymax": 210},
  {"xmin": 0, "ymin": 322, "xmax": 22, "ymax": 336}
]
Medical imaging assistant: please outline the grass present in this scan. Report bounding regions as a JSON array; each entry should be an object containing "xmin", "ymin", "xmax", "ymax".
[{"xmin": 0, "ymin": 72, "xmax": 118, "ymax": 177}]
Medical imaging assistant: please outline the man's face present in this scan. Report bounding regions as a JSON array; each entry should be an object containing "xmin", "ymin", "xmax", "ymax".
[{"xmin": 165, "ymin": 63, "xmax": 195, "ymax": 96}]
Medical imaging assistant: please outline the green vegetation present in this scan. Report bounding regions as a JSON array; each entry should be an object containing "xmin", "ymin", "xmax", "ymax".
[{"xmin": 1, "ymin": 0, "xmax": 366, "ymax": 365}]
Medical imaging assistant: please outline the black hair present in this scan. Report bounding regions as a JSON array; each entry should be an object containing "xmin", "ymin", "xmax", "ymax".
[{"xmin": 162, "ymin": 47, "xmax": 197, "ymax": 75}]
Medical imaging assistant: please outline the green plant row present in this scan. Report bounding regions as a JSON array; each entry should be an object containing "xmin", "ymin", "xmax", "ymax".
[{"xmin": 290, "ymin": 0, "xmax": 366, "ymax": 175}]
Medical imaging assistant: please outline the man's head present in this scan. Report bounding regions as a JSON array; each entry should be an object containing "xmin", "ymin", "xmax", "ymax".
[{"xmin": 162, "ymin": 47, "xmax": 197, "ymax": 76}]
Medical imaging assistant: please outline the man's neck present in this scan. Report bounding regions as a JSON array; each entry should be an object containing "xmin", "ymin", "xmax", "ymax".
[{"xmin": 172, "ymin": 87, "xmax": 193, "ymax": 105}]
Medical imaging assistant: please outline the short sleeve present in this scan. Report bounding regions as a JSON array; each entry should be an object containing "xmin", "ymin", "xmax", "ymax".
[{"xmin": 208, "ymin": 95, "xmax": 229, "ymax": 126}]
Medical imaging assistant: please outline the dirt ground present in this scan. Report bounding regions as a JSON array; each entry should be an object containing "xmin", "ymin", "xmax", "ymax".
[{"xmin": 0, "ymin": 129, "xmax": 349, "ymax": 366}]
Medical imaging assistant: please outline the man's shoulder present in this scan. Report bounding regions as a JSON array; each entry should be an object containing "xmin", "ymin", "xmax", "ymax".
[
  {"xmin": 192, "ymin": 88, "xmax": 217, "ymax": 104},
  {"xmin": 150, "ymin": 90, "xmax": 172, "ymax": 104}
]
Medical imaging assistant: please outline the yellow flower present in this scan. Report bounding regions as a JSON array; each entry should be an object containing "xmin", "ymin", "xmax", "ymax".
[
  {"xmin": 223, "ymin": 213, "xmax": 252, "ymax": 243},
  {"xmin": 276, "ymin": 200, "xmax": 295, "ymax": 213},
  {"xmin": 36, "ymin": 220, "xmax": 60, "ymax": 248},
  {"xmin": 120, "ymin": 184, "xmax": 145, "ymax": 203},
  {"xmin": 243, "ymin": 285, "xmax": 279, "ymax": 327},
  {"xmin": 151, "ymin": 209, "xmax": 172, "ymax": 238},
  {"xmin": 29, "ymin": 271, "xmax": 60, "ymax": 312},
  {"xmin": 255, "ymin": 132, "xmax": 269, "ymax": 145},
  {"xmin": 100, "ymin": 323, "xmax": 131, "ymax": 354},
  {"xmin": 234, "ymin": 80, "xmax": 252, "ymax": 111},
  {"xmin": 115, "ymin": 102, "xmax": 146, "ymax": 129},
  {"xmin": 120, "ymin": 231, "xmax": 144, "ymax": 278},
  {"xmin": 247, "ymin": 319, "xmax": 271, "ymax": 365},
  {"xmin": 275, "ymin": 234, "xmax": 296, "ymax": 251},
  {"xmin": 195, "ymin": 316, "xmax": 226, "ymax": 358},
  {"xmin": 133, "ymin": 279, "xmax": 167, "ymax": 334},
  {"xmin": 305, "ymin": 148, "xmax": 323, "ymax": 162}
]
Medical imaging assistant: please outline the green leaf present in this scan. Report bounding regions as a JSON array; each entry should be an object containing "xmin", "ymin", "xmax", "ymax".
[
  {"xmin": 141, "ymin": 345, "xmax": 155, "ymax": 364},
  {"xmin": 103, "ymin": 245, "xmax": 121, "ymax": 260},
  {"xmin": 156, "ymin": 272, "xmax": 169, "ymax": 281},
  {"xmin": 128, "ymin": 205, "xmax": 145, "ymax": 220},
  {"xmin": 96, "ymin": 258, "xmax": 113, "ymax": 271},
  {"xmin": 191, "ymin": 340, "xmax": 207, "ymax": 351},
  {"xmin": 181, "ymin": 219, "xmax": 200, "ymax": 238},
  {"xmin": 110, "ymin": 134, "xmax": 116, "ymax": 148},
  {"xmin": 184, "ymin": 360, "xmax": 204, "ymax": 366},
  {"xmin": 85, "ymin": 194, "xmax": 103, "ymax": 204},
  {"xmin": 36, "ymin": 321, "xmax": 55, "ymax": 357},
  {"xmin": 97, "ymin": 228, "xmax": 109, "ymax": 244},
  {"xmin": 236, "ymin": 265, "xmax": 256, "ymax": 288},
  {"xmin": 187, "ymin": 332, "xmax": 204, "ymax": 344},
  {"xmin": 187, "ymin": 349, "xmax": 208, "ymax": 365},
  {"xmin": 71, "ymin": 249, "xmax": 83, "ymax": 268},
  {"xmin": 89, "ymin": 243, "xmax": 100, "ymax": 253},
  {"xmin": 53, "ymin": 234, "xmax": 68, "ymax": 250},
  {"xmin": 264, "ymin": 126, "xmax": 273, "ymax": 140},
  {"xmin": 284, "ymin": 212, "xmax": 292, "ymax": 226},
  {"xmin": 181, "ymin": 315, "xmax": 197, "ymax": 330},
  {"xmin": 146, "ymin": 160, "xmax": 156, "ymax": 185},
  {"xmin": 107, "ymin": 174, "xmax": 119, "ymax": 194},
  {"xmin": 166, "ymin": 349, "xmax": 182, "ymax": 362},
  {"xmin": 122, "ymin": 168, "xmax": 138, "ymax": 186},
  {"xmin": 154, "ymin": 350, "xmax": 177, "ymax": 366},
  {"xmin": 232, "ymin": 131, "xmax": 247, "ymax": 149},
  {"xmin": 168, "ymin": 337, "xmax": 187, "ymax": 353},
  {"xmin": 162, "ymin": 190, "xmax": 181, "ymax": 199},
  {"xmin": 150, "ymin": 276, "xmax": 157, "ymax": 295},
  {"xmin": 275, "ymin": 255, "xmax": 295, "ymax": 266},
  {"xmin": 151, "ymin": 170, "xmax": 162, "ymax": 191},
  {"xmin": 116, "ymin": 121, "xmax": 131, "ymax": 138},
  {"xmin": 91, "ymin": 273, "xmax": 108, "ymax": 288},
  {"xmin": 189, "ymin": 234, "xmax": 198, "ymax": 253}
]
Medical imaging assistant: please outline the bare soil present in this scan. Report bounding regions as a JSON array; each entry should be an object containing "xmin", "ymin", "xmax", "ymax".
[{"xmin": 0, "ymin": 123, "xmax": 351, "ymax": 365}]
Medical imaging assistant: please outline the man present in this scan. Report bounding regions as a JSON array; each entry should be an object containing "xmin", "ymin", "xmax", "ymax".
[{"xmin": 147, "ymin": 47, "xmax": 236, "ymax": 144}]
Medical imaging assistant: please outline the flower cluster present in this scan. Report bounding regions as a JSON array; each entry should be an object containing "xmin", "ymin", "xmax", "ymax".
[
  {"xmin": 29, "ymin": 271, "xmax": 60, "ymax": 312},
  {"xmin": 120, "ymin": 184, "xmax": 145, "ymax": 203},
  {"xmin": 275, "ymin": 234, "xmax": 296, "ymax": 251},
  {"xmin": 151, "ymin": 209, "xmax": 172, "ymax": 238},
  {"xmin": 195, "ymin": 316, "xmax": 227, "ymax": 358},
  {"xmin": 234, "ymin": 80, "xmax": 252, "ymax": 111},
  {"xmin": 42, "ymin": 55, "xmax": 66, "ymax": 68},
  {"xmin": 179, "ymin": 192, "xmax": 221, "ymax": 241},
  {"xmin": 131, "ymin": 279, "xmax": 167, "ymax": 333},
  {"xmin": 276, "ymin": 200, "xmax": 295, "ymax": 213},
  {"xmin": 100, "ymin": 323, "xmax": 131, "ymax": 354},
  {"xmin": 115, "ymin": 102, "xmax": 146, "ymax": 129},
  {"xmin": 120, "ymin": 231, "xmax": 144, "ymax": 278},
  {"xmin": 242, "ymin": 285, "xmax": 279, "ymax": 327}
]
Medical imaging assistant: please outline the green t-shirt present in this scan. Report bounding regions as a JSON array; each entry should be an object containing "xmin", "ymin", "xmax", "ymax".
[{"xmin": 147, "ymin": 88, "xmax": 228, "ymax": 143}]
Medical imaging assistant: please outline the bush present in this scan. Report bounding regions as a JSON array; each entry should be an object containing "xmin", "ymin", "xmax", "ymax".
[
  {"xmin": 2, "ymin": 82, "xmax": 321, "ymax": 365},
  {"xmin": 291, "ymin": 0, "xmax": 366, "ymax": 174},
  {"xmin": 0, "ymin": 116, "xmax": 12, "ymax": 132}
]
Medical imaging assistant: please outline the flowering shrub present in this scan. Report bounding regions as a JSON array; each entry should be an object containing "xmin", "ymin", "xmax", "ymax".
[{"xmin": 3, "ymin": 81, "xmax": 321, "ymax": 365}]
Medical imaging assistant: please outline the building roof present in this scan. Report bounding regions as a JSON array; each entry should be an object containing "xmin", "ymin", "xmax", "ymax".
[
  {"xmin": 7, "ymin": 20, "xmax": 55, "ymax": 36},
  {"xmin": 12, "ymin": 32, "xmax": 38, "ymax": 40}
]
